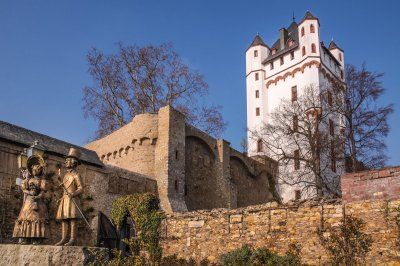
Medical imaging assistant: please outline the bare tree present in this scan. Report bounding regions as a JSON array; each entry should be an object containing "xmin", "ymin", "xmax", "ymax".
[
  {"xmin": 250, "ymin": 86, "xmax": 343, "ymax": 198},
  {"xmin": 332, "ymin": 64, "xmax": 393, "ymax": 172},
  {"xmin": 83, "ymin": 43, "xmax": 226, "ymax": 139}
]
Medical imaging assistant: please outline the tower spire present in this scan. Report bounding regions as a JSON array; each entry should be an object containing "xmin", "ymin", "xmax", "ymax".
[{"xmin": 292, "ymin": 12, "xmax": 295, "ymax": 22}]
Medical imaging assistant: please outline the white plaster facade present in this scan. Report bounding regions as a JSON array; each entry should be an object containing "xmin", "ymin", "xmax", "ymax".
[{"xmin": 246, "ymin": 12, "xmax": 346, "ymax": 202}]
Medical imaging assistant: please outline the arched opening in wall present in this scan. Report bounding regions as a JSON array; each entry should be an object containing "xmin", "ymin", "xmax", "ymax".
[
  {"xmin": 310, "ymin": 24, "xmax": 315, "ymax": 33},
  {"xmin": 311, "ymin": 43, "xmax": 316, "ymax": 53},
  {"xmin": 301, "ymin": 27, "xmax": 305, "ymax": 36},
  {"xmin": 118, "ymin": 214, "xmax": 138, "ymax": 256},
  {"xmin": 302, "ymin": 46, "xmax": 306, "ymax": 56},
  {"xmin": 185, "ymin": 135, "xmax": 217, "ymax": 211},
  {"xmin": 230, "ymin": 156, "xmax": 265, "ymax": 208}
]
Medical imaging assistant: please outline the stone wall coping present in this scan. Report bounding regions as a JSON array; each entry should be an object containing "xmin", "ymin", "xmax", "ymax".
[
  {"xmin": 341, "ymin": 166, "xmax": 400, "ymax": 181},
  {"xmin": 165, "ymin": 198, "xmax": 343, "ymax": 219}
]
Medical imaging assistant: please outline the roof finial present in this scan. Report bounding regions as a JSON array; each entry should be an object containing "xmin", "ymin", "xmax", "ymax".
[
  {"xmin": 292, "ymin": 12, "xmax": 295, "ymax": 22},
  {"xmin": 257, "ymin": 32, "xmax": 259, "ymax": 36}
]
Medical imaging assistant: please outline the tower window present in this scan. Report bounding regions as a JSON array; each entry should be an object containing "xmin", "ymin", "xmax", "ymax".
[
  {"xmin": 256, "ymin": 107, "xmax": 260, "ymax": 116},
  {"xmin": 294, "ymin": 149, "xmax": 300, "ymax": 170},
  {"xmin": 290, "ymin": 51, "xmax": 295, "ymax": 60},
  {"xmin": 331, "ymin": 140, "xmax": 336, "ymax": 172},
  {"xmin": 174, "ymin": 180, "xmax": 179, "ymax": 192},
  {"xmin": 301, "ymin": 27, "xmax": 305, "ymax": 37},
  {"xmin": 270, "ymin": 62, "xmax": 274, "ymax": 70},
  {"xmin": 254, "ymin": 50, "xmax": 258, "ymax": 57},
  {"xmin": 339, "ymin": 53, "xmax": 342, "ymax": 62},
  {"xmin": 311, "ymin": 43, "xmax": 316, "ymax": 53},
  {"xmin": 257, "ymin": 139, "xmax": 263, "ymax": 152},
  {"xmin": 295, "ymin": 190, "xmax": 301, "ymax": 200},
  {"xmin": 310, "ymin": 24, "xmax": 315, "ymax": 33},
  {"xmin": 255, "ymin": 90, "xmax": 259, "ymax": 98},
  {"xmin": 271, "ymin": 48, "xmax": 277, "ymax": 55},
  {"xmin": 255, "ymin": 72, "xmax": 259, "ymax": 80},
  {"xmin": 280, "ymin": 57, "xmax": 284, "ymax": 65},
  {"xmin": 291, "ymin": 86, "xmax": 297, "ymax": 102},
  {"xmin": 329, "ymin": 119, "xmax": 335, "ymax": 136},
  {"xmin": 327, "ymin": 91, "xmax": 333, "ymax": 106},
  {"xmin": 302, "ymin": 46, "xmax": 306, "ymax": 56},
  {"xmin": 293, "ymin": 115, "xmax": 298, "ymax": 132}
]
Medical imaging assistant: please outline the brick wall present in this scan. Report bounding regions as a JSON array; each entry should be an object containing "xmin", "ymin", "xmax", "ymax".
[
  {"xmin": 341, "ymin": 166, "xmax": 400, "ymax": 202},
  {"xmin": 161, "ymin": 199, "xmax": 400, "ymax": 265}
]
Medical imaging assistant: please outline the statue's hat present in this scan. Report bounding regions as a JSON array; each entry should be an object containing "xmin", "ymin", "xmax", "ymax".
[
  {"xmin": 66, "ymin": 147, "xmax": 81, "ymax": 164},
  {"xmin": 27, "ymin": 154, "xmax": 46, "ymax": 175}
]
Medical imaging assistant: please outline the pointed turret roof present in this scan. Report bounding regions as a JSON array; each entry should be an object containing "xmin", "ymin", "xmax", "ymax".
[
  {"xmin": 329, "ymin": 40, "xmax": 344, "ymax": 52},
  {"xmin": 247, "ymin": 34, "xmax": 269, "ymax": 51},
  {"xmin": 300, "ymin": 11, "xmax": 319, "ymax": 24}
]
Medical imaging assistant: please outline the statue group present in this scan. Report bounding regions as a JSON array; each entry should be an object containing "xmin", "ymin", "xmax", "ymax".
[{"xmin": 12, "ymin": 148, "xmax": 84, "ymax": 246}]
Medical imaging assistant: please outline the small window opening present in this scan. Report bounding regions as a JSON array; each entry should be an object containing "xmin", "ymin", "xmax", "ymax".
[{"xmin": 291, "ymin": 86, "xmax": 297, "ymax": 102}]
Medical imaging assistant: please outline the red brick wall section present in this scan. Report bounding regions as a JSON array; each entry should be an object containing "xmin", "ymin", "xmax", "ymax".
[{"xmin": 341, "ymin": 166, "xmax": 400, "ymax": 202}]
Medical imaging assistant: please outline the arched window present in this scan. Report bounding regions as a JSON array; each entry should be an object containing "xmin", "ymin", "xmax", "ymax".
[
  {"xmin": 302, "ymin": 46, "xmax": 306, "ymax": 56},
  {"xmin": 311, "ymin": 43, "xmax": 316, "ymax": 53},
  {"xmin": 301, "ymin": 27, "xmax": 305, "ymax": 37},
  {"xmin": 257, "ymin": 139, "xmax": 263, "ymax": 152},
  {"xmin": 310, "ymin": 24, "xmax": 315, "ymax": 33}
]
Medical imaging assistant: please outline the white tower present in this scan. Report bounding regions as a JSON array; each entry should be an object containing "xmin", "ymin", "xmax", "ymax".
[{"xmin": 246, "ymin": 11, "xmax": 346, "ymax": 202}]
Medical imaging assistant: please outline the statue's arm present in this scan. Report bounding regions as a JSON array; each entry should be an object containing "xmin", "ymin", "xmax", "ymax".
[
  {"xmin": 73, "ymin": 174, "xmax": 83, "ymax": 197},
  {"xmin": 21, "ymin": 180, "xmax": 31, "ymax": 195}
]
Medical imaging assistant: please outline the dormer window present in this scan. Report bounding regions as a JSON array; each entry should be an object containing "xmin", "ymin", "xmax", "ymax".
[
  {"xmin": 288, "ymin": 39, "xmax": 294, "ymax": 47},
  {"xmin": 311, "ymin": 43, "xmax": 316, "ymax": 53},
  {"xmin": 254, "ymin": 50, "xmax": 258, "ymax": 57},
  {"xmin": 310, "ymin": 24, "xmax": 315, "ymax": 33},
  {"xmin": 301, "ymin": 27, "xmax": 305, "ymax": 37},
  {"xmin": 280, "ymin": 57, "xmax": 284, "ymax": 65},
  {"xmin": 271, "ymin": 48, "xmax": 277, "ymax": 55}
]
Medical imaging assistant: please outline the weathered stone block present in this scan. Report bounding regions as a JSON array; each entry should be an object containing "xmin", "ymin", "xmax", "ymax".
[{"xmin": 0, "ymin": 244, "xmax": 107, "ymax": 266}]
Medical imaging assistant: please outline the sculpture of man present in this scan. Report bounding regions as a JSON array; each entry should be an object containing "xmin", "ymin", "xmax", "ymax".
[{"xmin": 55, "ymin": 148, "xmax": 83, "ymax": 246}]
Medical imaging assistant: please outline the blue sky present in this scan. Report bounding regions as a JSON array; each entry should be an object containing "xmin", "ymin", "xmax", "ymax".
[{"xmin": 0, "ymin": 0, "xmax": 399, "ymax": 165}]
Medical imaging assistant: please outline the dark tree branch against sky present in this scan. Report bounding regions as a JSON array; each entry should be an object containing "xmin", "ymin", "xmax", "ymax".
[
  {"xmin": 0, "ymin": 1, "xmax": 399, "ymax": 165},
  {"xmin": 83, "ymin": 43, "xmax": 226, "ymax": 139}
]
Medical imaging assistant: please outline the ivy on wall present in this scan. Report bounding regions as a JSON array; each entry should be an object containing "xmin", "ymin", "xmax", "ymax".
[{"xmin": 110, "ymin": 193, "xmax": 164, "ymax": 262}]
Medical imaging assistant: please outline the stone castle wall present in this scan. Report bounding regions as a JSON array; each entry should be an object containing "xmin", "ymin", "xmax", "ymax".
[
  {"xmin": 162, "ymin": 167, "xmax": 400, "ymax": 264},
  {"xmin": 161, "ymin": 198, "xmax": 400, "ymax": 265},
  {"xmin": 86, "ymin": 106, "xmax": 279, "ymax": 213}
]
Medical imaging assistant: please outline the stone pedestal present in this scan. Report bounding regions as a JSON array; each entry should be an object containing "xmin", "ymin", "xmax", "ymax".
[{"xmin": 0, "ymin": 244, "xmax": 107, "ymax": 266}]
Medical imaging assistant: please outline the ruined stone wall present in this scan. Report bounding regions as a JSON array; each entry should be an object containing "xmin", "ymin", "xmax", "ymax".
[
  {"xmin": 342, "ymin": 166, "xmax": 400, "ymax": 203},
  {"xmin": 85, "ymin": 106, "xmax": 278, "ymax": 213},
  {"xmin": 185, "ymin": 125, "xmax": 278, "ymax": 211},
  {"xmin": 161, "ymin": 199, "xmax": 400, "ymax": 265}
]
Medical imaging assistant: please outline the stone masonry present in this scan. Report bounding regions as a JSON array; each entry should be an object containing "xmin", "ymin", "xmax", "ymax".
[
  {"xmin": 161, "ymin": 198, "xmax": 400, "ymax": 265},
  {"xmin": 341, "ymin": 166, "xmax": 400, "ymax": 202},
  {"xmin": 161, "ymin": 166, "xmax": 400, "ymax": 265},
  {"xmin": 86, "ymin": 105, "xmax": 279, "ymax": 213}
]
